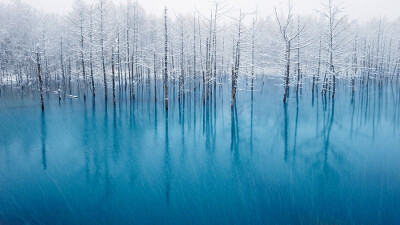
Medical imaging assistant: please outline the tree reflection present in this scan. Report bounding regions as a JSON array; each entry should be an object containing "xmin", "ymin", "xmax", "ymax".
[
  {"xmin": 41, "ymin": 111, "xmax": 47, "ymax": 170},
  {"xmin": 164, "ymin": 110, "xmax": 171, "ymax": 206},
  {"xmin": 231, "ymin": 101, "xmax": 240, "ymax": 164},
  {"xmin": 308, "ymin": 97, "xmax": 341, "ymax": 181},
  {"xmin": 283, "ymin": 102, "xmax": 289, "ymax": 161}
]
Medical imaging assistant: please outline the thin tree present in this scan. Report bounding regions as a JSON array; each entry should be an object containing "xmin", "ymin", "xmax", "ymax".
[
  {"xmin": 231, "ymin": 10, "xmax": 244, "ymax": 108},
  {"xmin": 89, "ymin": 4, "xmax": 95, "ymax": 97},
  {"xmin": 35, "ymin": 46, "xmax": 44, "ymax": 111},
  {"xmin": 317, "ymin": 0, "xmax": 351, "ymax": 98},
  {"xmin": 164, "ymin": 7, "xmax": 168, "ymax": 111},
  {"xmin": 112, "ymin": 45, "xmax": 116, "ymax": 105},
  {"xmin": 274, "ymin": 0, "xmax": 304, "ymax": 102},
  {"xmin": 99, "ymin": 0, "xmax": 108, "ymax": 101}
]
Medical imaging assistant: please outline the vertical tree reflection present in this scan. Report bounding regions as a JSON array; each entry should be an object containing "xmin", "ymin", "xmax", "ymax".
[
  {"xmin": 231, "ymin": 101, "xmax": 239, "ymax": 162},
  {"xmin": 164, "ymin": 110, "xmax": 171, "ymax": 205},
  {"xmin": 309, "ymin": 96, "xmax": 338, "ymax": 178},
  {"xmin": 283, "ymin": 102, "xmax": 288, "ymax": 161},
  {"xmin": 41, "ymin": 111, "xmax": 47, "ymax": 170},
  {"xmin": 293, "ymin": 95, "xmax": 299, "ymax": 163},
  {"xmin": 250, "ymin": 88, "xmax": 254, "ymax": 154},
  {"xmin": 323, "ymin": 99, "xmax": 335, "ymax": 173},
  {"xmin": 103, "ymin": 103, "xmax": 111, "ymax": 198},
  {"xmin": 83, "ymin": 100, "xmax": 90, "ymax": 181}
]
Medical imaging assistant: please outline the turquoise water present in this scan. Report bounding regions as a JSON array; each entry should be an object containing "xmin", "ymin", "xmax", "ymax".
[{"xmin": 1, "ymin": 80, "xmax": 400, "ymax": 224}]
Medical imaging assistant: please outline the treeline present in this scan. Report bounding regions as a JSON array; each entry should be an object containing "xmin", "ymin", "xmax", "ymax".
[{"xmin": 0, "ymin": 0, "xmax": 399, "ymax": 109}]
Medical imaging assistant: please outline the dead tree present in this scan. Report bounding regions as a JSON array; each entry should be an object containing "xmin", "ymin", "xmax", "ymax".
[
  {"xmin": 193, "ymin": 13, "xmax": 197, "ymax": 91},
  {"xmin": 154, "ymin": 50, "xmax": 157, "ymax": 102},
  {"xmin": 68, "ymin": 0, "xmax": 87, "ymax": 100},
  {"xmin": 89, "ymin": 5, "xmax": 95, "ymax": 97},
  {"xmin": 251, "ymin": 17, "xmax": 256, "ymax": 92},
  {"xmin": 296, "ymin": 16, "xmax": 301, "ymax": 95},
  {"xmin": 60, "ymin": 37, "xmax": 65, "ymax": 91},
  {"xmin": 313, "ymin": 39, "xmax": 322, "ymax": 93},
  {"xmin": 274, "ymin": 0, "xmax": 304, "ymax": 102},
  {"xmin": 164, "ymin": 7, "xmax": 169, "ymax": 111},
  {"xmin": 36, "ymin": 47, "xmax": 44, "ymax": 111},
  {"xmin": 231, "ymin": 10, "xmax": 243, "ymax": 108},
  {"xmin": 99, "ymin": 0, "xmax": 108, "ymax": 101},
  {"xmin": 317, "ymin": 0, "xmax": 351, "ymax": 99},
  {"xmin": 126, "ymin": 1, "xmax": 132, "ymax": 98},
  {"xmin": 112, "ymin": 45, "xmax": 116, "ymax": 105}
]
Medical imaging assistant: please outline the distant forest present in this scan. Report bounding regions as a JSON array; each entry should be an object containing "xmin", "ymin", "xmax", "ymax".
[{"xmin": 1, "ymin": 0, "xmax": 399, "ymax": 108}]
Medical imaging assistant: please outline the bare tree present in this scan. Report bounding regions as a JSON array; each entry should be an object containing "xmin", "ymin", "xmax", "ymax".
[
  {"xmin": 112, "ymin": 45, "xmax": 116, "ymax": 105},
  {"xmin": 317, "ymin": 0, "xmax": 352, "ymax": 98},
  {"xmin": 89, "ymin": 4, "xmax": 95, "ymax": 97},
  {"xmin": 231, "ymin": 10, "xmax": 244, "ymax": 108},
  {"xmin": 68, "ymin": 0, "xmax": 87, "ymax": 100},
  {"xmin": 274, "ymin": 0, "xmax": 304, "ymax": 102},
  {"xmin": 98, "ymin": 0, "xmax": 109, "ymax": 101},
  {"xmin": 35, "ymin": 46, "xmax": 44, "ymax": 110},
  {"xmin": 164, "ymin": 7, "xmax": 168, "ymax": 111}
]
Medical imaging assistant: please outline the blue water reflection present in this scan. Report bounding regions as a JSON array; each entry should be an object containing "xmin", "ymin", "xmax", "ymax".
[{"xmin": 0, "ymin": 80, "xmax": 399, "ymax": 224}]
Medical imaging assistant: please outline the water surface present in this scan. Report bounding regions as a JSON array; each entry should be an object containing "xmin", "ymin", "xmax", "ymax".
[{"xmin": 1, "ymin": 80, "xmax": 400, "ymax": 224}]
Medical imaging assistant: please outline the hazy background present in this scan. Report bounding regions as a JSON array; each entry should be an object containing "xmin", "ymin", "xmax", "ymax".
[{"xmin": 0, "ymin": 0, "xmax": 398, "ymax": 21}]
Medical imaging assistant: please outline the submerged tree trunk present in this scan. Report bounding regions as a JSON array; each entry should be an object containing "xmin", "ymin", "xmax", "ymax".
[
  {"xmin": 213, "ymin": 4, "xmax": 218, "ymax": 94},
  {"xmin": 117, "ymin": 27, "xmax": 121, "ymax": 90},
  {"xmin": 80, "ymin": 18, "xmax": 86, "ymax": 101},
  {"xmin": 60, "ymin": 37, "xmax": 65, "ymax": 91},
  {"xmin": 112, "ymin": 46, "xmax": 116, "ymax": 105},
  {"xmin": 193, "ymin": 13, "xmax": 197, "ymax": 92},
  {"xmin": 231, "ymin": 66, "xmax": 235, "ymax": 108},
  {"xmin": 296, "ymin": 16, "xmax": 301, "ymax": 95},
  {"xmin": 314, "ymin": 39, "xmax": 322, "ymax": 93},
  {"xmin": 36, "ymin": 49, "xmax": 44, "ymax": 111},
  {"xmin": 164, "ymin": 7, "xmax": 168, "ymax": 111},
  {"xmin": 283, "ymin": 41, "xmax": 291, "ymax": 103},
  {"xmin": 89, "ymin": 7, "xmax": 95, "ymax": 97},
  {"xmin": 231, "ymin": 11, "xmax": 242, "ymax": 108},
  {"xmin": 154, "ymin": 50, "xmax": 157, "ymax": 102},
  {"xmin": 179, "ymin": 20, "xmax": 184, "ymax": 103},
  {"xmin": 251, "ymin": 18, "xmax": 255, "ymax": 92},
  {"xmin": 100, "ymin": 0, "xmax": 107, "ymax": 101}
]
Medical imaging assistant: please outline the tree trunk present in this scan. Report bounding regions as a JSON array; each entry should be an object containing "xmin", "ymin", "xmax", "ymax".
[
  {"xmin": 100, "ymin": 0, "xmax": 107, "ymax": 101},
  {"xmin": 36, "ymin": 50, "xmax": 44, "ymax": 111},
  {"xmin": 164, "ymin": 7, "xmax": 168, "ymax": 111},
  {"xmin": 283, "ymin": 41, "xmax": 291, "ymax": 103},
  {"xmin": 112, "ymin": 46, "xmax": 116, "ymax": 105}
]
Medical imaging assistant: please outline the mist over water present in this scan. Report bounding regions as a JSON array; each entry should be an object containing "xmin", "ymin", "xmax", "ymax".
[{"xmin": 1, "ymin": 79, "xmax": 399, "ymax": 224}]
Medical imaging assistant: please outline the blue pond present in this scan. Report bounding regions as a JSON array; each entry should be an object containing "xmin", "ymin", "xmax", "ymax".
[{"xmin": 0, "ymin": 80, "xmax": 400, "ymax": 224}]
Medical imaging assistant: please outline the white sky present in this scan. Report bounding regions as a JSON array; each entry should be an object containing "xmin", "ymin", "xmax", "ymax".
[{"xmin": 0, "ymin": 0, "xmax": 398, "ymax": 21}]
